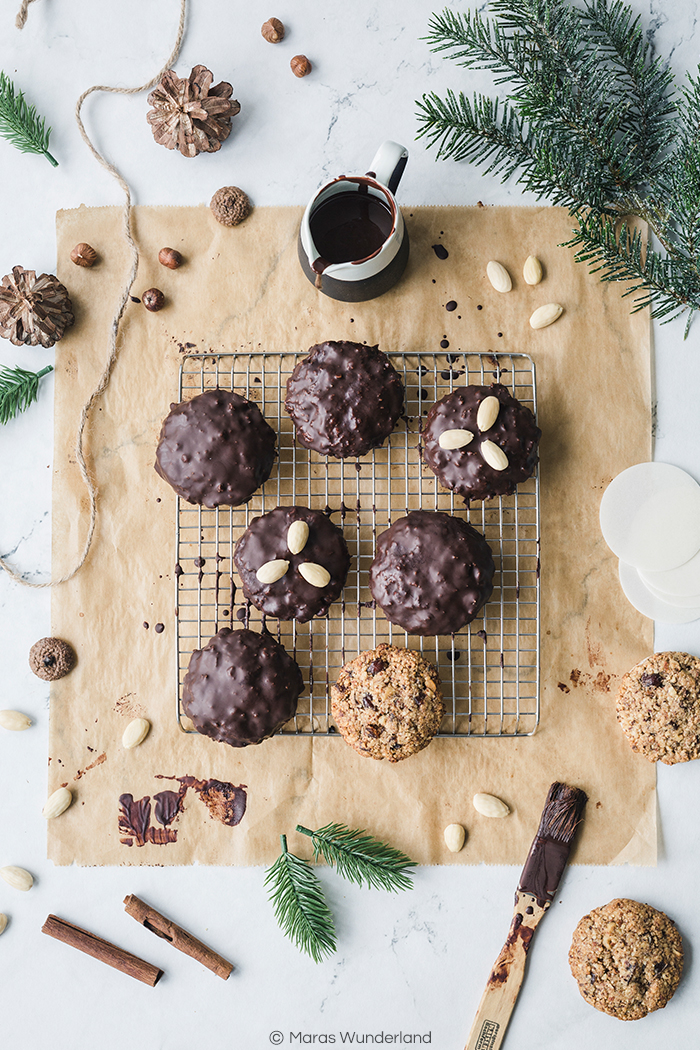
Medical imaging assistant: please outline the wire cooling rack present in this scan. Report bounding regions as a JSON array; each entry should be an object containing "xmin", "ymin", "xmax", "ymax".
[{"xmin": 174, "ymin": 351, "xmax": 540, "ymax": 738}]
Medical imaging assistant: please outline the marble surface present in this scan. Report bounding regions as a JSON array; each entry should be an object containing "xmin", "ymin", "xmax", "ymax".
[{"xmin": 1, "ymin": 1, "xmax": 699, "ymax": 1046}]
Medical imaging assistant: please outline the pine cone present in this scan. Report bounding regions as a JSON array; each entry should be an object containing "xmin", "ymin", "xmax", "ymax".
[
  {"xmin": 146, "ymin": 65, "xmax": 240, "ymax": 158},
  {"xmin": 0, "ymin": 266, "xmax": 74, "ymax": 348}
]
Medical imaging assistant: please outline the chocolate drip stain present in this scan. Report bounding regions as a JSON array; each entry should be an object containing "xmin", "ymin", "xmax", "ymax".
[
  {"xmin": 118, "ymin": 794, "xmax": 151, "ymax": 847},
  {"xmin": 158, "ymin": 775, "xmax": 248, "ymax": 827}
]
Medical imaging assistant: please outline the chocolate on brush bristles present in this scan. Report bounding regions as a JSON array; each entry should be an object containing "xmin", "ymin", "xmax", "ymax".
[{"xmin": 518, "ymin": 782, "xmax": 588, "ymax": 907}]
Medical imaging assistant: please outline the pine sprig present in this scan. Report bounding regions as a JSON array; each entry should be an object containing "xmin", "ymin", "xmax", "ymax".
[
  {"xmin": 0, "ymin": 72, "xmax": 57, "ymax": 167},
  {"xmin": 417, "ymin": 0, "xmax": 700, "ymax": 334},
  {"xmin": 0, "ymin": 364, "xmax": 53, "ymax": 425},
  {"xmin": 296, "ymin": 823, "xmax": 417, "ymax": 893},
  {"xmin": 264, "ymin": 834, "xmax": 337, "ymax": 963}
]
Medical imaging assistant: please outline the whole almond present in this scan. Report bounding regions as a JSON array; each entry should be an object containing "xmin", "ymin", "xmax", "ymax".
[
  {"xmin": 530, "ymin": 303, "xmax": 563, "ymax": 329},
  {"xmin": 287, "ymin": 520, "xmax": 310, "ymax": 555},
  {"xmin": 122, "ymin": 718, "xmax": 151, "ymax": 750},
  {"xmin": 523, "ymin": 255, "xmax": 543, "ymax": 285},
  {"xmin": 486, "ymin": 261, "xmax": 512, "ymax": 293},
  {"xmin": 0, "ymin": 866, "xmax": 33, "ymax": 891},
  {"xmin": 42, "ymin": 787, "xmax": 73, "ymax": 819},
  {"xmin": 480, "ymin": 440, "xmax": 509, "ymax": 471},
  {"xmin": 0, "ymin": 913, "xmax": 7, "ymax": 935},
  {"xmin": 476, "ymin": 395, "xmax": 500, "ymax": 432},
  {"xmin": 256, "ymin": 559, "xmax": 290, "ymax": 584},
  {"xmin": 298, "ymin": 562, "xmax": 331, "ymax": 588},
  {"xmin": 438, "ymin": 429, "xmax": 474, "ymax": 451},
  {"xmin": 0, "ymin": 710, "xmax": 31, "ymax": 731},
  {"xmin": 444, "ymin": 823, "xmax": 466, "ymax": 852},
  {"xmin": 473, "ymin": 792, "xmax": 510, "ymax": 818}
]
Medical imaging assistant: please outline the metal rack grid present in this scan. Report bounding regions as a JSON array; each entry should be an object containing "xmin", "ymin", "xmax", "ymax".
[{"xmin": 175, "ymin": 350, "xmax": 540, "ymax": 738}]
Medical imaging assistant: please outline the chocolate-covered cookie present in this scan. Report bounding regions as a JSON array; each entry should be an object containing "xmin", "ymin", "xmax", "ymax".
[
  {"xmin": 369, "ymin": 510, "xmax": 495, "ymax": 635},
  {"xmin": 182, "ymin": 628, "xmax": 303, "ymax": 747},
  {"xmin": 422, "ymin": 383, "xmax": 540, "ymax": 502},
  {"xmin": 284, "ymin": 340, "xmax": 404, "ymax": 458},
  {"xmin": 234, "ymin": 506, "xmax": 350, "ymax": 622},
  {"xmin": 154, "ymin": 388, "xmax": 276, "ymax": 508}
]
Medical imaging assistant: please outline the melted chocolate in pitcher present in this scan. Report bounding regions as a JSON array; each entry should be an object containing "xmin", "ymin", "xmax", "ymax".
[{"xmin": 310, "ymin": 190, "xmax": 393, "ymax": 264}]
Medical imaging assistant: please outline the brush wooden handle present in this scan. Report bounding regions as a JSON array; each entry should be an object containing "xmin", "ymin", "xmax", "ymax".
[{"xmin": 464, "ymin": 893, "xmax": 548, "ymax": 1050}]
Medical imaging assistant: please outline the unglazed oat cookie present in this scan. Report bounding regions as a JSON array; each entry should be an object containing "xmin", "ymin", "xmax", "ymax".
[
  {"xmin": 616, "ymin": 651, "xmax": 700, "ymax": 764},
  {"xmin": 330, "ymin": 643, "xmax": 444, "ymax": 762},
  {"xmin": 569, "ymin": 898, "xmax": 683, "ymax": 1020}
]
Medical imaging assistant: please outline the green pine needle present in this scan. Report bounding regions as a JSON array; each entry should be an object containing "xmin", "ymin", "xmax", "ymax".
[
  {"xmin": 0, "ymin": 71, "xmax": 57, "ymax": 166},
  {"xmin": 296, "ymin": 823, "xmax": 417, "ymax": 893},
  {"xmin": 264, "ymin": 834, "xmax": 337, "ymax": 963},
  {"xmin": 0, "ymin": 364, "xmax": 53, "ymax": 425},
  {"xmin": 416, "ymin": 0, "xmax": 700, "ymax": 335}
]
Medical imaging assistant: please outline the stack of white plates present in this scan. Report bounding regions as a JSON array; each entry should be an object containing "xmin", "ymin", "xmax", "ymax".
[{"xmin": 599, "ymin": 462, "xmax": 700, "ymax": 623}]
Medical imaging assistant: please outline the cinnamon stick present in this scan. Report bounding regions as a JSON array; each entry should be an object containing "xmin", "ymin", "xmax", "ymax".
[
  {"xmin": 41, "ymin": 914, "xmax": 164, "ymax": 986},
  {"xmin": 123, "ymin": 895, "xmax": 233, "ymax": 980}
]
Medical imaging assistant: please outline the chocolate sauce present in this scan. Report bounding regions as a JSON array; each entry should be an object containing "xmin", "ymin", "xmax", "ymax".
[
  {"xmin": 310, "ymin": 191, "xmax": 393, "ymax": 264},
  {"xmin": 446, "ymin": 300, "xmax": 457, "ymax": 311},
  {"xmin": 518, "ymin": 835, "xmax": 572, "ymax": 907}
]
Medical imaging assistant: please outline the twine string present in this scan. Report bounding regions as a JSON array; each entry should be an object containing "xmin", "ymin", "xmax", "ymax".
[
  {"xmin": 0, "ymin": 0, "xmax": 187, "ymax": 588},
  {"xmin": 15, "ymin": 0, "xmax": 37, "ymax": 30}
]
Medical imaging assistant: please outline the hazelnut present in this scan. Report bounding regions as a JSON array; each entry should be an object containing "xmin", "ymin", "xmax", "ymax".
[
  {"xmin": 70, "ymin": 243, "xmax": 97, "ymax": 267},
  {"xmin": 158, "ymin": 247, "xmax": 183, "ymax": 269},
  {"xmin": 210, "ymin": 186, "xmax": 251, "ymax": 227},
  {"xmin": 261, "ymin": 17, "xmax": 285, "ymax": 43},
  {"xmin": 142, "ymin": 288, "xmax": 165, "ymax": 312},
  {"xmin": 291, "ymin": 55, "xmax": 312, "ymax": 78}
]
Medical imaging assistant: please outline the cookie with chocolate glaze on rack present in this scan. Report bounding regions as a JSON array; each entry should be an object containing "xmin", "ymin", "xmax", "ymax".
[
  {"xmin": 182, "ymin": 628, "xmax": 303, "ymax": 748},
  {"xmin": 233, "ymin": 506, "xmax": 350, "ymax": 622},
  {"xmin": 422, "ymin": 383, "xmax": 540, "ymax": 502},
  {"xmin": 284, "ymin": 340, "xmax": 404, "ymax": 458},
  {"xmin": 331, "ymin": 643, "xmax": 444, "ymax": 762}
]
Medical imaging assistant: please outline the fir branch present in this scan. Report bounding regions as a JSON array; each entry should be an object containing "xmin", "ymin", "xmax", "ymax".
[
  {"xmin": 0, "ymin": 71, "xmax": 57, "ymax": 166},
  {"xmin": 264, "ymin": 834, "xmax": 337, "ymax": 963},
  {"xmin": 0, "ymin": 364, "xmax": 53, "ymax": 425},
  {"xmin": 296, "ymin": 823, "xmax": 417, "ymax": 893}
]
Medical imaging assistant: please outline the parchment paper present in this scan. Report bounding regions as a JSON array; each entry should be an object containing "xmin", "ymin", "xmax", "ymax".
[{"xmin": 49, "ymin": 204, "xmax": 654, "ymax": 867}]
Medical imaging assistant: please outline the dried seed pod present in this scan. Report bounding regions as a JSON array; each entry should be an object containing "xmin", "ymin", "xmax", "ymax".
[
  {"xmin": 256, "ymin": 559, "xmax": 290, "ymax": 584},
  {"xmin": 444, "ymin": 823, "xmax": 466, "ymax": 852},
  {"xmin": 480, "ymin": 440, "xmax": 509, "ymax": 471},
  {"xmin": 142, "ymin": 288, "xmax": 165, "ymax": 312},
  {"xmin": 298, "ymin": 562, "xmax": 331, "ymax": 588},
  {"xmin": 523, "ymin": 255, "xmax": 543, "ymax": 285},
  {"xmin": 287, "ymin": 519, "xmax": 310, "ymax": 555},
  {"xmin": 0, "ymin": 710, "xmax": 31, "ymax": 731},
  {"xmin": 438, "ymin": 429, "xmax": 474, "ymax": 450},
  {"xmin": 122, "ymin": 718, "xmax": 151, "ymax": 749},
  {"xmin": 0, "ymin": 866, "xmax": 33, "ymax": 891},
  {"xmin": 530, "ymin": 303, "xmax": 563, "ymax": 329},
  {"xmin": 291, "ymin": 55, "xmax": 312, "ymax": 78},
  {"xmin": 261, "ymin": 17, "xmax": 285, "ymax": 42},
  {"xmin": 486, "ymin": 261, "xmax": 512, "ymax": 293},
  {"xmin": 473, "ymin": 792, "xmax": 510, "ymax": 818},
  {"xmin": 70, "ymin": 243, "xmax": 98, "ymax": 267},
  {"xmin": 158, "ymin": 247, "xmax": 183, "ymax": 269},
  {"xmin": 42, "ymin": 787, "xmax": 73, "ymax": 819},
  {"xmin": 476, "ymin": 395, "xmax": 500, "ymax": 432}
]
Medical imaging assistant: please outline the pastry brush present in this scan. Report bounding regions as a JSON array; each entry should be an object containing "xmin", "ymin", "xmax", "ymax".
[{"xmin": 464, "ymin": 781, "xmax": 588, "ymax": 1050}]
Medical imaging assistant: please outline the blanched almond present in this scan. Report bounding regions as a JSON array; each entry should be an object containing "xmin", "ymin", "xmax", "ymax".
[
  {"xmin": 476, "ymin": 395, "xmax": 500, "ymax": 432},
  {"xmin": 438, "ymin": 429, "xmax": 474, "ymax": 450},
  {"xmin": 0, "ymin": 710, "xmax": 31, "ymax": 731},
  {"xmin": 480, "ymin": 440, "xmax": 509, "ymax": 471},
  {"xmin": 530, "ymin": 303, "xmax": 563, "ymax": 329},
  {"xmin": 298, "ymin": 562, "xmax": 331, "ymax": 588},
  {"xmin": 42, "ymin": 787, "xmax": 73, "ymax": 819},
  {"xmin": 0, "ymin": 913, "xmax": 7, "ymax": 935},
  {"xmin": 486, "ymin": 261, "xmax": 512, "ymax": 293},
  {"xmin": 444, "ymin": 823, "xmax": 466, "ymax": 852},
  {"xmin": 523, "ymin": 255, "xmax": 543, "ymax": 285},
  {"xmin": 473, "ymin": 792, "xmax": 510, "ymax": 818},
  {"xmin": 287, "ymin": 520, "xmax": 309, "ymax": 555},
  {"xmin": 122, "ymin": 718, "xmax": 151, "ymax": 749},
  {"xmin": 0, "ymin": 866, "xmax": 33, "ymax": 891},
  {"xmin": 256, "ymin": 559, "xmax": 290, "ymax": 584}
]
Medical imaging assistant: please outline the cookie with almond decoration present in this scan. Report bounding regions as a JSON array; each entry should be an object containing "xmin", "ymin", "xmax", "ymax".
[{"xmin": 331, "ymin": 644, "xmax": 444, "ymax": 762}]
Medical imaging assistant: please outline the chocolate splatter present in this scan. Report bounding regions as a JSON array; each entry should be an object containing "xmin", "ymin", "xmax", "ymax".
[
  {"xmin": 155, "ymin": 775, "xmax": 248, "ymax": 828},
  {"xmin": 557, "ymin": 682, "xmax": 571, "ymax": 693},
  {"xmin": 154, "ymin": 788, "xmax": 185, "ymax": 827},
  {"xmin": 155, "ymin": 623, "xmax": 165, "ymax": 634},
  {"xmin": 431, "ymin": 244, "xmax": 449, "ymax": 260},
  {"xmin": 118, "ymin": 794, "xmax": 151, "ymax": 847},
  {"xmin": 446, "ymin": 300, "xmax": 457, "ymax": 311},
  {"xmin": 74, "ymin": 752, "xmax": 106, "ymax": 781}
]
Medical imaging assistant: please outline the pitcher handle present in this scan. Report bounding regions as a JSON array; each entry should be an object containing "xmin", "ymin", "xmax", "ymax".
[{"xmin": 367, "ymin": 140, "xmax": 408, "ymax": 195}]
